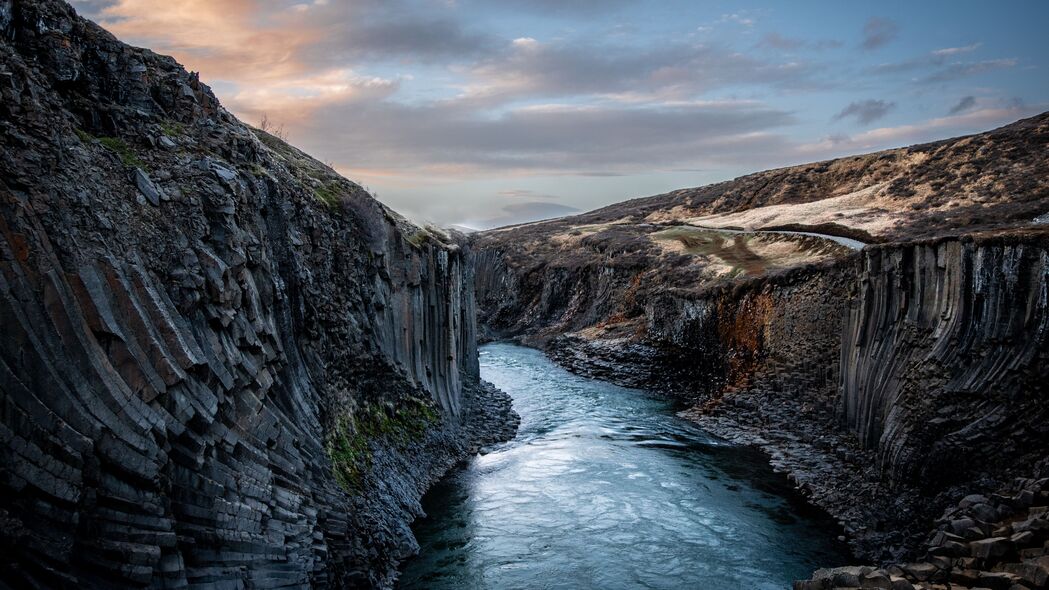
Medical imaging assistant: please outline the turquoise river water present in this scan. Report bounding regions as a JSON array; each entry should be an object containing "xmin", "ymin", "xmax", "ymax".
[{"xmin": 398, "ymin": 343, "xmax": 849, "ymax": 589}]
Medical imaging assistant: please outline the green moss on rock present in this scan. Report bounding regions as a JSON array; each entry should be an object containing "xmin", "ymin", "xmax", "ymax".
[
  {"xmin": 160, "ymin": 120, "xmax": 186, "ymax": 137},
  {"xmin": 326, "ymin": 397, "xmax": 441, "ymax": 492},
  {"xmin": 97, "ymin": 136, "xmax": 143, "ymax": 168},
  {"xmin": 314, "ymin": 182, "xmax": 343, "ymax": 208}
]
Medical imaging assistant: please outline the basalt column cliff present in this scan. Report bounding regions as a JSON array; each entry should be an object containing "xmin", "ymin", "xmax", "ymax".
[{"xmin": 0, "ymin": 1, "xmax": 516, "ymax": 588}]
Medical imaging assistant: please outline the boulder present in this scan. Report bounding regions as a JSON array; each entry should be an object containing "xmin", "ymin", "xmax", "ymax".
[
  {"xmin": 1004, "ymin": 555, "xmax": 1049, "ymax": 587},
  {"xmin": 901, "ymin": 562, "xmax": 938, "ymax": 581},
  {"xmin": 134, "ymin": 167, "xmax": 160, "ymax": 206},
  {"xmin": 971, "ymin": 537, "xmax": 1012, "ymax": 559}
]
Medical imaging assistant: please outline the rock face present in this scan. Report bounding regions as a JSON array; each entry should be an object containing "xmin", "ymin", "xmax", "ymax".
[
  {"xmin": 0, "ymin": 1, "xmax": 516, "ymax": 588},
  {"xmin": 840, "ymin": 236, "xmax": 1049, "ymax": 491},
  {"xmin": 795, "ymin": 465, "xmax": 1049, "ymax": 590}
]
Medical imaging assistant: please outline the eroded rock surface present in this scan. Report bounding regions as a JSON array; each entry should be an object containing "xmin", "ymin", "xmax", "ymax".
[{"xmin": 0, "ymin": 0, "xmax": 517, "ymax": 587}]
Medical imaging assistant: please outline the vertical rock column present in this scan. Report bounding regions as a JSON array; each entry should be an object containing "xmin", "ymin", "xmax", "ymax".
[{"xmin": 840, "ymin": 237, "xmax": 1049, "ymax": 488}]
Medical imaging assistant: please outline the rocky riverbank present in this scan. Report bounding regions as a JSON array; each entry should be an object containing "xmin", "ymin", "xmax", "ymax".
[
  {"xmin": 341, "ymin": 381, "xmax": 519, "ymax": 587},
  {"xmin": 796, "ymin": 462, "xmax": 1049, "ymax": 590},
  {"xmin": 0, "ymin": 1, "xmax": 518, "ymax": 587}
]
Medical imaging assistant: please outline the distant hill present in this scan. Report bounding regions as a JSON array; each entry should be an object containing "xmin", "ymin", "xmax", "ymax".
[
  {"xmin": 473, "ymin": 111, "xmax": 1049, "ymax": 341},
  {"xmin": 498, "ymin": 111, "xmax": 1048, "ymax": 244}
]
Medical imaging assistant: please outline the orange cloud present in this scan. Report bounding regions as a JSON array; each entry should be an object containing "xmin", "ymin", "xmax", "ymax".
[
  {"xmin": 224, "ymin": 69, "xmax": 399, "ymax": 127},
  {"xmin": 98, "ymin": 0, "xmax": 321, "ymax": 83},
  {"xmin": 94, "ymin": 1, "xmax": 401, "ymax": 135}
]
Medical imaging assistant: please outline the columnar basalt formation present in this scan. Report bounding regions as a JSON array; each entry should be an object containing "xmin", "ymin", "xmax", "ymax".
[
  {"xmin": 841, "ymin": 237, "xmax": 1049, "ymax": 490},
  {"xmin": 473, "ymin": 110, "xmax": 1049, "ymax": 571},
  {"xmin": 477, "ymin": 225, "xmax": 1049, "ymax": 563},
  {"xmin": 0, "ymin": 1, "xmax": 516, "ymax": 587}
]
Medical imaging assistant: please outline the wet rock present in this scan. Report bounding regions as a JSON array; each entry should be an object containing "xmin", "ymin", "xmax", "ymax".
[
  {"xmin": 887, "ymin": 576, "xmax": 913, "ymax": 590},
  {"xmin": 975, "ymin": 570, "xmax": 1023, "ymax": 590},
  {"xmin": 1005, "ymin": 555, "xmax": 1049, "ymax": 587},
  {"xmin": 860, "ymin": 570, "xmax": 893, "ymax": 588},
  {"xmin": 901, "ymin": 562, "xmax": 938, "ymax": 581}
]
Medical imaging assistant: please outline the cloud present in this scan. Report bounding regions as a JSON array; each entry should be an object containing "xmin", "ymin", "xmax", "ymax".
[
  {"xmin": 478, "ymin": 0, "xmax": 630, "ymax": 15},
  {"xmin": 758, "ymin": 33, "xmax": 842, "ymax": 51},
  {"xmin": 464, "ymin": 37, "xmax": 819, "ymax": 102},
  {"xmin": 861, "ymin": 17, "xmax": 898, "ymax": 50},
  {"xmin": 96, "ymin": 0, "xmax": 494, "ymax": 85},
  {"xmin": 834, "ymin": 99, "xmax": 896, "ymax": 124},
  {"xmin": 948, "ymin": 95, "xmax": 977, "ymax": 115},
  {"xmin": 932, "ymin": 42, "xmax": 982, "ymax": 57},
  {"xmin": 719, "ymin": 13, "xmax": 756, "ymax": 27},
  {"xmin": 921, "ymin": 58, "xmax": 1017, "ymax": 83},
  {"xmin": 97, "ymin": 0, "xmax": 322, "ymax": 83},
  {"xmin": 300, "ymin": 12, "xmax": 495, "ymax": 65},
  {"xmin": 800, "ymin": 104, "xmax": 1039, "ymax": 157},
  {"xmin": 68, "ymin": 0, "xmax": 118, "ymax": 18},
  {"xmin": 225, "ymin": 69, "xmax": 401, "ymax": 129},
  {"xmin": 498, "ymin": 189, "xmax": 559, "ymax": 199},
  {"xmin": 292, "ymin": 99, "xmax": 796, "ymax": 176},
  {"xmin": 469, "ymin": 201, "xmax": 580, "ymax": 229},
  {"xmin": 869, "ymin": 40, "xmax": 1016, "ymax": 85}
]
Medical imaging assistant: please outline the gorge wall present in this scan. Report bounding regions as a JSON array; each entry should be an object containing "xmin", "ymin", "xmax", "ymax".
[
  {"xmin": 841, "ymin": 234, "xmax": 1048, "ymax": 490},
  {"xmin": 476, "ymin": 226, "xmax": 1049, "ymax": 559},
  {"xmin": 0, "ymin": 1, "xmax": 516, "ymax": 588}
]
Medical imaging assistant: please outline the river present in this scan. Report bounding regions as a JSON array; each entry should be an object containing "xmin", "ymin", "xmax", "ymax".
[{"xmin": 398, "ymin": 343, "xmax": 849, "ymax": 589}]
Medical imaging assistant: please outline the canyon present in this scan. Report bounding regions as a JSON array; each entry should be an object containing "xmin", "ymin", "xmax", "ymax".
[
  {"xmin": 1, "ymin": 0, "xmax": 1048, "ymax": 588},
  {"xmin": 473, "ymin": 116, "xmax": 1049, "ymax": 587}
]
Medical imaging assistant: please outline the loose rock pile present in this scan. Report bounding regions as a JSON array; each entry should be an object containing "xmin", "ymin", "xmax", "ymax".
[{"xmin": 796, "ymin": 472, "xmax": 1049, "ymax": 589}]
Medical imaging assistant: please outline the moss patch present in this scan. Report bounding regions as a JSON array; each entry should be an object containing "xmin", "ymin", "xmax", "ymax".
[
  {"xmin": 97, "ymin": 136, "xmax": 143, "ymax": 168},
  {"xmin": 406, "ymin": 229, "xmax": 430, "ymax": 248},
  {"xmin": 314, "ymin": 181, "xmax": 343, "ymax": 208},
  {"xmin": 406, "ymin": 225, "xmax": 453, "ymax": 249},
  {"xmin": 160, "ymin": 120, "xmax": 186, "ymax": 138},
  {"xmin": 326, "ymin": 397, "xmax": 440, "ymax": 492}
]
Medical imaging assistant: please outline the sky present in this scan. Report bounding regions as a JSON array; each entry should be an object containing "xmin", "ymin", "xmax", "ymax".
[{"xmin": 72, "ymin": 0, "xmax": 1049, "ymax": 228}]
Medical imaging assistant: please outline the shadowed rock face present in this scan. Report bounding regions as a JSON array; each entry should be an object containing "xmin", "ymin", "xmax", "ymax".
[
  {"xmin": 841, "ymin": 237, "xmax": 1049, "ymax": 489},
  {"xmin": 0, "ymin": 0, "xmax": 516, "ymax": 587}
]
